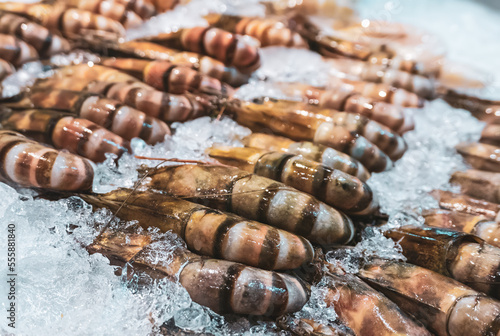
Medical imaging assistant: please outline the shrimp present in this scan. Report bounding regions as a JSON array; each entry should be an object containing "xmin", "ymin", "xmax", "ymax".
[
  {"xmin": 385, "ymin": 225, "xmax": 500, "ymax": 299},
  {"xmin": 0, "ymin": 12, "xmax": 70, "ymax": 57},
  {"xmin": 144, "ymin": 26, "xmax": 261, "ymax": 74},
  {"xmin": 303, "ymin": 104, "xmax": 409, "ymax": 159},
  {"xmin": 337, "ymin": 21, "xmax": 488, "ymax": 89},
  {"xmin": 262, "ymin": 0, "xmax": 358, "ymax": 26},
  {"xmin": 0, "ymin": 2, "xmax": 126, "ymax": 38},
  {"xmin": 142, "ymin": 164, "xmax": 355, "ymax": 247},
  {"xmin": 103, "ymin": 40, "xmax": 250, "ymax": 87},
  {"xmin": 430, "ymin": 190, "xmax": 500, "ymax": 219},
  {"xmin": 67, "ymin": 0, "xmax": 143, "ymax": 28},
  {"xmin": 114, "ymin": 0, "xmax": 156, "ymax": 19},
  {"xmin": 326, "ymin": 58, "xmax": 437, "ymax": 99},
  {"xmin": 422, "ymin": 208, "xmax": 500, "ymax": 249},
  {"xmin": 1, "ymin": 109, "xmax": 131, "ymax": 163},
  {"xmin": 0, "ymin": 34, "xmax": 38, "ymax": 67},
  {"xmin": 205, "ymin": 13, "xmax": 308, "ymax": 48},
  {"xmin": 100, "ymin": 58, "xmax": 235, "ymax": 97},
  {"xmin": 207, "ymin": 146, "xmax": 378, "ymax": 216},
  {"xmin": 358, "ymin": 259, "xmax": 500, "ymax": 336},
  {"xmin": 79, "ymin": 188, "xmax": 315, "ymax": 270},
  {"xmin": 86, "ymin": 81, "xmax": 215, "ymax": 123},
  {"xmin": 278, "ymin": 316, "xmax": 356, "ymax": 336},
  {"xmin": 227, "ymin": 98, "xmax": 395, "ymax": 171},
  {"xmin": 8, "ymin": 89, "xmax": 171, "ymax": 145},
  {"xmin": 88, "ymin": 230, "xmax": 309, "ymax": 316},
  {"xmin": 148, "ymin": 0, "xmax": 190, "ymax": 13},
  {"xmin": 275, "ymin": 82, "xmax": 414, "ymax": 134},
  {"xmin": 451, "ymin": 169, "xmax": 500, "ymax": 204},
  {"xmin": 456, "ymin": 142, "xmax": 500, "ymax": 173},
  {"xmin": 293, "ymin": 14, "xmax": 453, "ymax": 91},
  {"xmin": 331, "ymin": 77, "xmax": 425, "ymax": 108},
  {"xmin": 318, "ymin": 272, "xmax": 432, "ymax": 335},
  {"xmin": 243, "ymin": 133, "xmax": 370, "ymax": 181},
  {"xmin": 0, "ymin": 130, "xmax": 94, "ymax": 191}
]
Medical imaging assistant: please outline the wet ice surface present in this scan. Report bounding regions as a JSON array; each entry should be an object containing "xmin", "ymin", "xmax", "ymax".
[{"xmin": 1, "ymin": 1, "xmax": 500, "ymax": 335}]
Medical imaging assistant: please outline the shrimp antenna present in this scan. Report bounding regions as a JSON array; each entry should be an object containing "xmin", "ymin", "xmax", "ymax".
[{"xmin": 96, "ymin": 158, "xmax": 170, "ymax": 238}]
